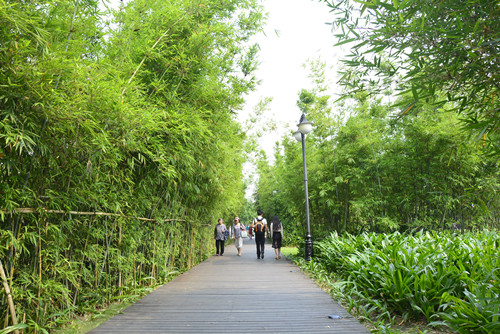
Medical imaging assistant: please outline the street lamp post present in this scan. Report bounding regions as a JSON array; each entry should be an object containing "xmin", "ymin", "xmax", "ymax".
[{"xmin": 293, "ymin": 114, "xmax": 313, "ymax": 261}]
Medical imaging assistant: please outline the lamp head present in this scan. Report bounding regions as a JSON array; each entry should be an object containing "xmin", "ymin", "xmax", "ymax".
[
  {"xmin": 293, "ymin": 130, "xmax": 302, "ymax": 142},
  {"xmin": 298, "ymin": 114, "xmax": 313, "ymax": 134}
]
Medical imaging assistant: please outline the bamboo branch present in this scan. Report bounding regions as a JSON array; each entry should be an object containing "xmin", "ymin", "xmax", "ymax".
[
  {"xmin": 0, "ymin": 259, "xmax": 19, "ymax": 334},
  {"xmin": 55, "ymin": 0, "xmax": 81, "ymax": 90},
  {"xmin": 121, "ymin": 14, "xmax": 187, "ymax": 96}
]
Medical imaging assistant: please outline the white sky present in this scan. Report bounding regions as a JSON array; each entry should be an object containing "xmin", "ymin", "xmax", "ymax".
[
  {"xmin": 238, "ymin": 0, "xmax": 346, "ymax": 199},
  {"xmin": 238, "ymin": 0, "xmax": 344, "ymax": 158}
]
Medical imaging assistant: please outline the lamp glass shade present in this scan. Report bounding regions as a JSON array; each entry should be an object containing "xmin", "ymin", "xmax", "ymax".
[
  {"xmin": 298, "ymin": 121, "xmax": 313, "ymax": 134},
  {"xmin": 293, "ymin": 130, "xmax": 302, "ymax": 142}
]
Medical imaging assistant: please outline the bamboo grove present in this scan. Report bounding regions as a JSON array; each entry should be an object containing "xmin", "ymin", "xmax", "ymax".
[{"xmin": 1, "ymin": 0, "xmax": 264, "ymax": 331}]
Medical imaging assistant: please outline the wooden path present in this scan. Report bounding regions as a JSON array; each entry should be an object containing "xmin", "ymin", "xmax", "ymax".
[{"xmin": 89, "ymin": 238, "xmax": 369, "ymax": 333}]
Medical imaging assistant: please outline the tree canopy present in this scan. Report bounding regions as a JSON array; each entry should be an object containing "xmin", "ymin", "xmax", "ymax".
[{"xmin": 325, "ymin": 0, "xmax": 500, "ymax": 154}]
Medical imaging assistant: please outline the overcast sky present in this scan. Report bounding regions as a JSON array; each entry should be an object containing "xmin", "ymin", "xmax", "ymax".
[{"xmin": 238, "ymin": 0, "xmax": 343, "ymax": 158}]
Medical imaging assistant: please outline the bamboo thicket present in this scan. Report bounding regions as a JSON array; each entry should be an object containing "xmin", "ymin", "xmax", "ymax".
[{"xmin": 0, "ymin": 0, "xmax": 265, "ymax": 331}]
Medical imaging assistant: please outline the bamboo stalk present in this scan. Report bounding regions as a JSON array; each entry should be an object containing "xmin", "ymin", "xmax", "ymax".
[
  {"xmin": 371, "ymin": 143, "xmax": 384, "ymax": 214},
  {"xmin": 151, "ymin": 239, "xmax": 156, "ymax": 281},
  {"xmin": 188, "ymin": 224, "xmax": 194, "ymax": 267},
  {"xmin": 37, "ymin": 235, "xmax": 42, "ymax": 297},
  {"xmin": 0, "ymin": 259, "xmax": 19, "ymax": 334},
  {"xmin": 133, "ymin": 254, "xmax": 136, "ymax": 294},
  {"xmin": 166, "ymin": 222, "xmax": 175, "ymax": 276},
  {"xmin": 118, "ymin": 220, "xmax": 122, "ymax": 296},
  {"xmin": 36, "ymin": 220, "xmax": 46, "ymax": 325},
  {"xmin": 97, "ymin": 220, "xmax": 110, "ymax": 285},
  {"xmin": 8, "ymin": 216, "xmax": 20, "ymax": 325}
]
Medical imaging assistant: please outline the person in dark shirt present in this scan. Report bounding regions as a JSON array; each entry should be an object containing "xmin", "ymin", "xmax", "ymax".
[
  {"xmin": 251, "ymin": 209, "xmax": 268, "ymax": 259},
  {"xmin": 270, "ymin": 216, "xmax": 283, "ymax": 260},
  {"xmin": 214, "ymin": 218, "xmax": 227, "ymax": 256}
]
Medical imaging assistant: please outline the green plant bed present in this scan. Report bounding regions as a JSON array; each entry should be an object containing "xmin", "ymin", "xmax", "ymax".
[{"xmin": 287, "ymin": 231, "xmax": 499, "ymax": 333}]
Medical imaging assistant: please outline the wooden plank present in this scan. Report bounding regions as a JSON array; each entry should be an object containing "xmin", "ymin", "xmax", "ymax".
[{"xmin": 89, "ymin": 239, "xmax": 369, "ymax": 333}]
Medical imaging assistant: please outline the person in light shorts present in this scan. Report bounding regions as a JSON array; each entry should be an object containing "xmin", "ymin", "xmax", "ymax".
[{"xmin": 232, "ymin": 217, "xmax": 245, "ymax": 256}]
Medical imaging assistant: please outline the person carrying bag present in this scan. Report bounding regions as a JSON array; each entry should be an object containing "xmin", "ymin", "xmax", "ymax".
[
  {"xmin": 252, "ymin": 209, "xmax": 268, "ymax": 259},
  {"xmin": 232, "ymin": 217, "xmax": 245, "ymax": 256}
]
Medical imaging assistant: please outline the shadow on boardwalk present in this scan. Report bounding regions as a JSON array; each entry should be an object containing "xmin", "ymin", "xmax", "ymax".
[{"xmin": 89, "ymin": 238, "xmax": 369, "ymax": 333}]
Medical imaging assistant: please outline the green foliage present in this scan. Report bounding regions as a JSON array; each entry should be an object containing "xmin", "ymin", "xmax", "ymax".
[
  {"xmin": 254, "ymin": 59, "xmax": 500, "ymax": 240},
  {"xmin": 0, "ymin": 0, "xmax": 264, "ymax": 331},
  {"xmin": 324, "ymin": 0, "xmax": 500, "ymax": 154},
  {"xmin": 434, "ymin": 286, "xmax": 500, "ymax": 333},
  {"xmin": 312, "ymin": 231, "xmax": 500, "ymax": 333},
  {"xmin": 238, "ymin": 199, "xmax": 256, "ymax": 225}
]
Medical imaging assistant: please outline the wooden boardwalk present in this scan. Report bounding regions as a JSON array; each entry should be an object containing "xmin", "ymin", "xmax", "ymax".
[{"xmin": 89, "ymin": 238, "xmax": 369, "ymax": 333}]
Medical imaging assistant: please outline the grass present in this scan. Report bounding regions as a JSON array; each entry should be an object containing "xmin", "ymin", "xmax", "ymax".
[
  {"xmin": 53, "ymin": 301, "xmax": 133, "ymax": 334},
  {"xmin": 281, "ymin": 246, "xmax": 299, "ymax": 257}
]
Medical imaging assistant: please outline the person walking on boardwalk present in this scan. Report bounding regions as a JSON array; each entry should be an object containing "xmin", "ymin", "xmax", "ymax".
[
  {"xmin": 270, "ymin": 215, "xmax": 283, "ymax": 260},
  {"xmin": 252, "ymin": 209, "xmax": 268, "ymax": 259},
  {"xmin": 214, "ymin": 218, "xmax": 227, "ymax": 256},
  {"xmin": 232, "ymin": 217, "xmax": 245, "ymax": 256}
]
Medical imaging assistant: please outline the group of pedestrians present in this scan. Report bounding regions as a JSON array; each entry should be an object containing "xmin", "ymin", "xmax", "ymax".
[{"xmin": 213, "ymin": 209, "xmax": 283, "ymax": 260}]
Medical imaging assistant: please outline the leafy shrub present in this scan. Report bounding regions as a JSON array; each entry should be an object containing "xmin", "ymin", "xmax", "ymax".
[{"xmin": 313, "ymin": 230, "xmax": 500, "ymax": 333}]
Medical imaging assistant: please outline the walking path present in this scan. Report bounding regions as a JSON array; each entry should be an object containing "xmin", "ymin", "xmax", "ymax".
[{"xmin": 89, "ymin": 238, "xmax": 369, "ymax": 333}]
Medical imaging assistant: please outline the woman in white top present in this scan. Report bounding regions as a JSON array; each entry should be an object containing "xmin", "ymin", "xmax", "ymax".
[{"xmin": 232, "ymin": 217, "xmax": 245, "ymax": 256}]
